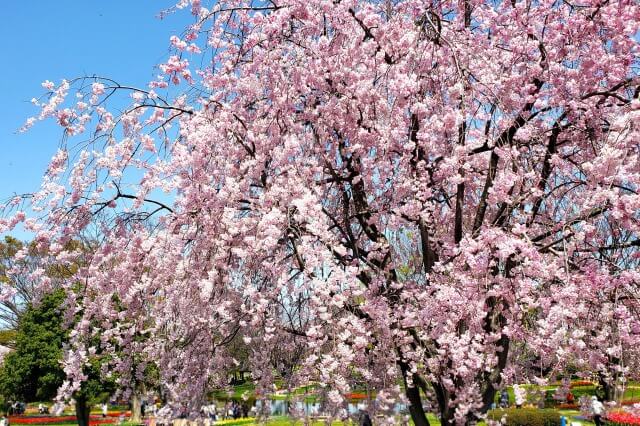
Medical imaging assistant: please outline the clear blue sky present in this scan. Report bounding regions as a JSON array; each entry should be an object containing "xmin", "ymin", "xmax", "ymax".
[{"xmin": 0, "ymin": 2, "xmax": 191, "ymax": 210}]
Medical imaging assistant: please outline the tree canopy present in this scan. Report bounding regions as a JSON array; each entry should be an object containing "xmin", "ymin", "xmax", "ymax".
[
  {"xmin": 0, "ymin": 287, "xmax": 114, "ymax": 426},
  {"xmin": 1, "ymin": 0, "xmax": 639, "ymax": 424},
  {"xmin": 0, "ymin": 289, "xmax": 66, "ymax": 402}
]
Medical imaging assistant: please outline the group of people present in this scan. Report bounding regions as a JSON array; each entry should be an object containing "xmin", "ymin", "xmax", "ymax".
[
  {"xmin": 200, "ymin": 404, "xmax": 218, "ymax": 421},
  {"xmin": 497, "ymin": 384, "xmax": 530, "ymax": 409},
  {"xmin": 199, "ymin": 401, "xmax": 255, "ymax": 421},
  {"xmin": 6, "ymin": 402, "xmax": 24, "ymax": 416},
  {"xmin": 219, "ymin": 401, "xmax": 251, "ymax": 420}
]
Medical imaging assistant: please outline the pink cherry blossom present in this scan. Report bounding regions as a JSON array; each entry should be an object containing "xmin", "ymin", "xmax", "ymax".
[{"xmin": 5, "ymin": 1, "xmax": 640, "ymax": 424}]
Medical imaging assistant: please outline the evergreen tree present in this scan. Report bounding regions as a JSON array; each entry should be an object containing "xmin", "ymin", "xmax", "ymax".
[{"xmin": 0, "ymin": 290, "xmax": 66, "ymax": 402}]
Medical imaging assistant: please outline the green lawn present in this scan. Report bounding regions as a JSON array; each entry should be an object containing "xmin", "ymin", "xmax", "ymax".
[
  {"xmin": 178, "ymin": 411, "xmax": 595, "ymax": 425},
  {"xmin": 203, "ymin": 408, "xmax": 602, "ymax": 426},
  {"xmin": 7, "ymin": 411, "xmax": 597, "ymax": 426},
  {"xmin": 213, "ymin": 380, "xmax": 640, "ymax": 407}
]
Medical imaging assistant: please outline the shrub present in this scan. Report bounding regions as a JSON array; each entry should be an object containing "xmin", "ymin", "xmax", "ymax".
[
  {"xmin": 544, "ymin": 390, "xmax": 556, "ymax": 406},
  {"xmin": 487, "ymin": 408, "xmax": 562, "ymax": 426},
  {"xmin": 569, "ymin": 385, "xmax": 598, "ymax": 399}
]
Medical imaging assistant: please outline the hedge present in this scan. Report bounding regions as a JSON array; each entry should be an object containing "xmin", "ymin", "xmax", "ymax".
[{"xmin": 487, "ymin": 408, "xmax": 562, "ymax": 426}]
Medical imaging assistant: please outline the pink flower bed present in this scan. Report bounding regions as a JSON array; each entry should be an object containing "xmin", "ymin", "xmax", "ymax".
[{"xmin": 607, "ymin": 411, "xmax": 640, "ymax": 425}]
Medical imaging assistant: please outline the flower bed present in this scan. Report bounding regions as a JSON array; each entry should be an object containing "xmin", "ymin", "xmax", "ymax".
[
  {"xmin": 607, "ymin": 411, "xmax": 640, "ymax": 425},
  {"xmin": 555, "ymin": 403, "xmax": 578, "ymax": 410},
  {"xmin": 346, "ymin": 392, "xmax": 367, "ymax": 400},
  {"xmin": 556, "ymin": 399, "xmax": 640, "ymax": 410},
  {"xmin": 9, "ymin": 415, "xmax": 115, "ymax": 425},
  {"xmin": 105, "ymin": 411, "xmax": 131, "ymax": 417},
  {"xmin": 570, "ymin": 381, "xmax": 593, "ymax": 388}
]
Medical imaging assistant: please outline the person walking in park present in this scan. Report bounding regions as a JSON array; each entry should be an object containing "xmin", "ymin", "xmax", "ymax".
[
  {"xmin": 51, "ymin": 403, "xmax": 64, "ymax": 417},
  {"xmin": 591, "ymin": 396, "xmax": 605, "ymax": 426},
  {"xmin": 101, "ymin": 403, "xmax": 108, "ymax": 418},
  {"xmin": 358, "ymin": 410, "xmax": 372, "ymax": 426},
  {"xmin": 500, "ymin": 389, "xmax": 509, "ymax": 408},
  {"xmin": 513, "ymin": 384, "xmax": 526, "ymax": 408}
]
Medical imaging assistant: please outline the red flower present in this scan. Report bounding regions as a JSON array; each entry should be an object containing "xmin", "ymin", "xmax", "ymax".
[
  {"xmin": 606, "ymin": 411, "xmax": 640, "ymax": 425},
  {"xmin": 8, "ymin": 416, "xmax": 115, "ymax": 425},
  {"xmin": 556, "ymin": 403, "xmax": 579, "ymax": 410},
  {"xmin": 346, "ymin": 392, "xmax": 367, "ymax": 400}
]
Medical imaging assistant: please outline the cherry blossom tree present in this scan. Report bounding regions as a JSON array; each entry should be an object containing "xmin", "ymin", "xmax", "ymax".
[{"xmin": 2, "ymin": 0, "xmax": 640, "ymax": 424}]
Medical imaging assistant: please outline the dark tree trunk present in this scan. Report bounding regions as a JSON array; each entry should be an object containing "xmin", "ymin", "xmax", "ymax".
[
  {"xmin": 599, "ymin": 378, "xmax": 613, "ymax": 401},
  {"xmin": 406, "ymin": 384, "xmax": 430, "ymax": 426},
  {"xmin": 436, "ymin": 330, "xmax": 509, "ymax": 425},
  {"xmin": 438, "ymin": 401, "xmax": 456, "ymax": 426},
  {"xmin": 75, "ymin": 394, "xmax": 90, "ymax": 426},
  {"xmin": 598, "ymin": 355, "xmax": 622, "ymax": 402},
  {"xmin": 478, "ymin": 332, "xmax": 510, "ymax": 413},
  {"xmin": 399, "ymin": 361, "xmax": 430, "ymax": 426},
  {"xmin": 406, "ymin": 385, "xmax": 430, "ymax": 426},
  {"xmin": 598, "ymin": 371, "xmax": 615, "ymax": 402}
]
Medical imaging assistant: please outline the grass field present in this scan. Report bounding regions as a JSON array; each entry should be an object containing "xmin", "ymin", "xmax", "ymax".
[{"xmin": 3, "ymin": 411, "xmax": 599, "ymax": 426}]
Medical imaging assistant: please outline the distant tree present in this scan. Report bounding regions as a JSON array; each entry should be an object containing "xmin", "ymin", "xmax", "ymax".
[
  {"xmin": 0, "ymin": 330, "xmax": 17, "ymax": 348},
  {"xmin": 0, "ymin": 289, "xmax": 113, "ymax": 426},
  {"xmin": 0, "ymin": 290, "xmax": 66, "ymax": 402},
  {"xmin": 0, "ymin": 236, "xmax": 40, "ymax": 331},
  {"xmin": 0, "ymin": 236, "xmax": 83, "ymax": 335}
]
